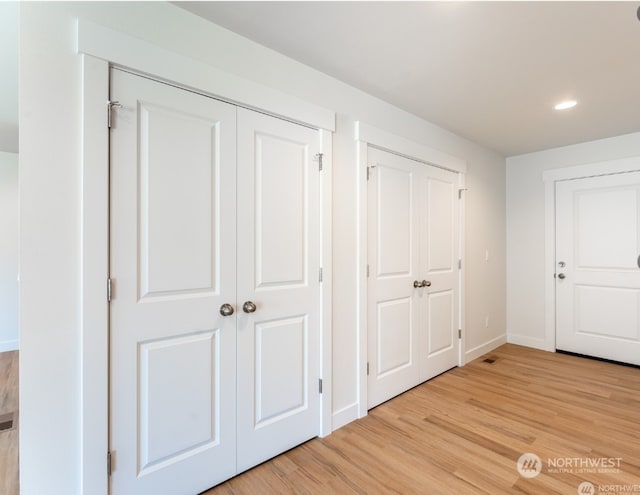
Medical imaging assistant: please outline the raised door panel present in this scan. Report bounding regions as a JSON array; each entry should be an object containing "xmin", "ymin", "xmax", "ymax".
[
  {"xmin": 139, "ymin": 103, "xmax": 219, "ymax": 298},
  {"xmin": 376, "ymin": 297, "xmax": 413, "ymax": 376},
  {"xmin": 110, "ymin": 69, "xmax": 237, "ymax": 495},
  {"xmin": 236, "ymin": 108, "xmax": 320, "ymax": 473},
  {"xmin": 377, "ymin": 165, "xmax": 413, "ymax": 277}
]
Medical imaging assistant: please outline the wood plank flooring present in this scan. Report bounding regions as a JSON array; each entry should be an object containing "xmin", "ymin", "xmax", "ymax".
[
  {"xmin": 0, "ymin": 350, "xmax": 18, "ymax": 495},
  {"xmin": 204, "ymin": 344, "xmax": 640, "ymax": 495}
]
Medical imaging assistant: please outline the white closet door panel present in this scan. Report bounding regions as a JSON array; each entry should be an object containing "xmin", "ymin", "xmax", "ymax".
[
  {"xmin": 377, "ymin": 165, "xmax": 413, "ymax": 277},
  {"xmin": 421, "ymin": 167, "xmax": 460, "ymax": 379},
  {"xmin": 110, "ymin": 69, "xmax": 237, "ymax": 495},
  {"xmin": 556, "ymin": 172, "xmax": 640, "ymax": 365},
  {"xmin": 139, "ymin": 102, "xmax": 217, "ymax": 297},
  {"xmin": 367, "ymin": 148, "xmax": 422, "ymax": 409},
  {"xmin": 236, "ymin": 108, "xmax": 320, "ymax": 472}
]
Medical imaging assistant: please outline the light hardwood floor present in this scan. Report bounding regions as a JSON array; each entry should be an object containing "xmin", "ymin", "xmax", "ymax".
[
  {"xmin": 204, "ymin": 344, "xmax": 640, "ymax": 495},
  {"xmin": 3, "ymin": 345, "xmax": 639, "ymax": 494},
  {"xmin": 0, "ymin": 350, "xmax": 18, "ymax": 495}
]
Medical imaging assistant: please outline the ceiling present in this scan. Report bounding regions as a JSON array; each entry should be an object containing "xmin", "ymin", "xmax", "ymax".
[
  {"xmin": 177, "ymin": 1, "xmax": 640, "ymax": 156},
  {"xmin": 0, "ymin": 2, "xmax": 18, "ymax": 154}
]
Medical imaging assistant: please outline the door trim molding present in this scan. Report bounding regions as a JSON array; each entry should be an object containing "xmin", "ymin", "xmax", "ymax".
[
  {"xmin": 354, "ymin": 121, "xmax": 467, "ymax": 421},
  {"xmin": 79, "ymin": 22, "xmax": 334, "ymax": 494},
  {"xmin": 542, "ymin": 156, "xmax": 640, "ymax": 355},
  {"xmin": 77, "ymin": 19, "xmax": 335, "ymax": 133},
  {"xmin": 80, "ymin": 54, "xmax": 110, "ymax": 495}
]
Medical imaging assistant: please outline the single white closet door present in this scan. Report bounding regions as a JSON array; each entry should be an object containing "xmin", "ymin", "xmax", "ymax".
[
  {"xmin": 421, "ymin": 165, "xmax": 460, "ymax": 380},
  {"xmin": 109, "ymin": 69, "xmax": 238, "ymax": 495},
  {"xmin": 236, "ymin": 108, "xmax": 322, "ymax": 472},
  {"xmin": 367, "ymin": 148, "xmax": 423, "ymax": 408}
]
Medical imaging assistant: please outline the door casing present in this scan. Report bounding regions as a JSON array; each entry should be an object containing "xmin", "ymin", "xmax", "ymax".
[
  {"xmin": 543, "ymin": 156, "xmax": 640, "ymax": 354},
  {"xmin": 78, "ymin": 20, "xmax": 334, "ymax": 495}
]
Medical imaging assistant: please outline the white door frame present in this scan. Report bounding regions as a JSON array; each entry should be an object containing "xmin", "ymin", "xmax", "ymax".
[
  {"xmin": 78, "ymin": 19, "xmax": 335, "ymax": 495},
  {"xmin": 354, "ymin": 122, "xmax": 467, "ymax": 419},
  {"xmin": 542, "ymin": 156, "xmax": 640, "ymax": 354}
]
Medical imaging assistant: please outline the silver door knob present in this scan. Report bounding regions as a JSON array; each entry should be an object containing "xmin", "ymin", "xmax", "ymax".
[
  {"xmin": 243, "ymin": 301, "xmax": 257, "ymax": 313},
  {"xmin": 414, "ymin": 280, "xmax": 432, "ymax": 288},
  {"xmin": 219, "ymin": 303, "xmax": 234, "ymax": 316},
  {"xmin": 557, "ymin": 273, "xmax": 566, "ymax": 279}
]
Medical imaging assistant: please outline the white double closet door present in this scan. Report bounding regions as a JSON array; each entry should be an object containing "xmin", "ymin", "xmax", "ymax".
[
  {"xmin": 109, "ymin": 69, "xmax": 322, "ymax": 494},
  {"xmin": 367, "ymin": 148, "xmax": 460, "ymax": 409}
]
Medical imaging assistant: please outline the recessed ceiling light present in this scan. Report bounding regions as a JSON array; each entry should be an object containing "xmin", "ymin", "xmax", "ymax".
[{"xmin": 554, "ymin": 100, "xmax": 578, "ymax": 110}]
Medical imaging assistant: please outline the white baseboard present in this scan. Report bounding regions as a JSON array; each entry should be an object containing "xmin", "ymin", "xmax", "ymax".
[
  {"xmin": 464, "ymin": 334, "xmax": 507, "ymax": 363},
  {"xmin": 507, "ymin": 333, "xmax": 550, "ymax": 351},
  {"xmin": 331, "ymin": 402, "xmax": 359, "ymax": 431},
  {"xmin": 0, "ymin": 339, "xmax": 19, "ymax": 352}
]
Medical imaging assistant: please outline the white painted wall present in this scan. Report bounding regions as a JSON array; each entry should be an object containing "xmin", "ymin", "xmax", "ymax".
[
  {"xmin": 20, "ymin": 3, "xmax": 506, "ymax": 493},
  {"xmin": 506, "ymin": 131, "xmax": 640, "ymax": 348},
  {"xmin": 0, "ymin": 151, "xmax": 18, "ymax": 351}
]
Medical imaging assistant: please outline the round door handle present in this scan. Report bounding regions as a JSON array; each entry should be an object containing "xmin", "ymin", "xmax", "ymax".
[
  {"xmin": 219, "ymin": 303, "xmax": 234, "ymax": 316},
  {"xmin": 243, "ymin": 301, "xmax": 257, "ymax": 313},
  {"xmin": 557, "ymin": 273, "xmax": 566, "ymax": 280},
  {"xmin": 414, "ymin": 280, "xmax": 432, "ymax": 288}
]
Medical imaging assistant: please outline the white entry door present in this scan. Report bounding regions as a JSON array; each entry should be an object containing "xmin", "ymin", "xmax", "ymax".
[
  {"xmin": 556, "ymin": 172, "xmax": 640, "ymax": 365},
  {"xmin": 110, "ymin": 70, "xmax": 323, "ymax": 494},
  {"xmin": 109, "ymin": 69, "xmax": 237, "ymax": 494},
  {"xmin": 367, "ymin": 148, "xmax": 459, "ymax": 409},
  {"xmin": 236, "ymin": 108, "xmax": 321, "ymax": 472}
]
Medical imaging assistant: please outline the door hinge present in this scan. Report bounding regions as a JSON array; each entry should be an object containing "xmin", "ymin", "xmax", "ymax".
[
  {"xmin": 319, "ymin": 267, "xmax": 323, "ymax": 283},
  {"xmin": 367, "ymin": 165, "xmax": 376, "ymax": 181},
  {"xmin": 366, "ymin": 264, "xmax": 370, "ymax": 278},
  {"xmin": 458, "ymin": 188, "xmax": 468, "ymax": 199},
  {"xmin": 107, "ymin": 451, "xmax": 113, "ymax": 476},
  {"xmin": 458, "ymin": 259, "xmax": 462, "ymax": 270},
  {"xmin": 315, "ymin": 153, "xmax": 323, "ymax": 171},
  {"xmin": 318, "ymin": 378, "xmax": 323, "ymax": 394},
  {"xmin": 366, "ymin": 362, "xmax": 370, "ymax": 376},
  {"xmin": 458, "ymin": 329, "xmax": 462, "ymax": 339},
  {"xmin": 107, "ymin": 100, "xmax": 122, "ymax": 129},
  {"xmin": 107, "ymin": 278, "xmax": 113, "ymax": 302}
]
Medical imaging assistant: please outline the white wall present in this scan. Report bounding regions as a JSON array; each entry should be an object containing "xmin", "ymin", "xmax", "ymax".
[
  {"xmin": 0, "ymin": 151, "xmax": 18, "ymax": 351},
  {"xmin": 506, "ymin": 131, "xmax": 640, "ymax": 348},
  {"xmin": 20, "ymin": 3, "xmax": 506, "ymax": 493}
]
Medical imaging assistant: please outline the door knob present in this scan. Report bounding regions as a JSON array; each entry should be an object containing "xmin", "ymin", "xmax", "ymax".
[
  {"xmin": 242, "ymin": 301, "xmax": 257, "ymax": 313},
  {"xmin": 414, "ymin": 280, "xmax": 432, "ymax": 288},
  {"xmin": 557, "ymin": 273, "xmax": 566, "ymax": 280},
  {"xmin": 219, "ymin": 303, "xmax": 234, "ymax": 316}
]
